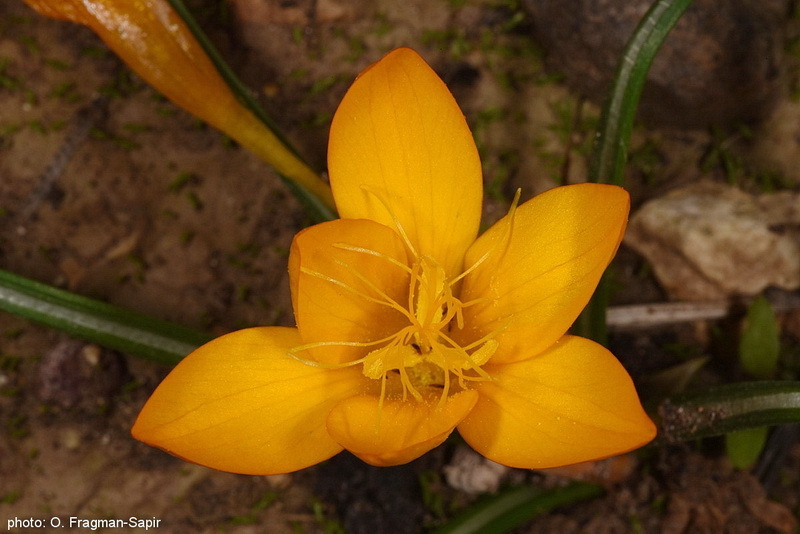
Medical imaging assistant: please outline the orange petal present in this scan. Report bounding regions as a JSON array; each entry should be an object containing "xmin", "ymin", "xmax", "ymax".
[
  {"xmin": 131, "ymin": 327, "xmax": 364, "ymax": 475},
  {"xmin": 22, "ymin": 0, "xmax": 333, "ymax": 208},
  {"xmin": 455, "ymin": 183, "xmax": 629, "ymax": 363},
  {"xmin": 289, "ymin": 218, "xmax": 411, "ymax": 365},
  {"xmin": 457, "ymin": 335, "xmax": 656, "ymax": 469},
  {"xmin": 327, "ymin": 390, "xmax": 479, "ymax": 466},
  {"xmin": 328, "ymin": 47, "xmax": 482, "ymax": 276}
]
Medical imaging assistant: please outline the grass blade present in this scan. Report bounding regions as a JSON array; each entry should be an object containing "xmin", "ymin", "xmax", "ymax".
[
  {"xmin": 581, "ymin": 0, "xmax": 694, "ymax": 344},
  {"xmin": 432, "ymin": 482, "xmax": 603, "ymax": 534},
  {"xmin": 0, "ymin": 269, "xmax": 210, "ymax": 366},
  {"xmin": 589, "ymin": 0, "xmax": 694, "ymax": 185},
  {"xmin": 660, "ymin": 381, "xmax": 800, "ymax": 442}
]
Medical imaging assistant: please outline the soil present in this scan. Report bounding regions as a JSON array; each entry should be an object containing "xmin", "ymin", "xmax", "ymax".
[{"xmin": 1, "ymin": 1, "xmax": 799, "ymax": 533}]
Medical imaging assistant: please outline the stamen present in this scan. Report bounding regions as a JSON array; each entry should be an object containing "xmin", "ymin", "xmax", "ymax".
[
  {"xmin": 291, "ymin": 190, "xmax": 523, "ymax": 425},
  {"xmin": 288, "ymin": 327, "xmax": 418, "ymax": 370},
  {"xmin": 360, "ymin": 185, "xmax": 418, "ymax": 258},
  {"xmin": 449, "ymin": 249, "xmax": 490, "ymax": 286},
  {"xmin": 436, "ymin": 293, "xmax": 464, "ymax": 328},
  {"xmin": 298, "ymin": 266, "xmax": 388, "ymax": 307},
  {"xmin": 332, "ymin": 243, "xmax": 413, "ymax": 275},
  {"xmin": 330, "ymin": 257, "xmax": 414, "ymax": 320},
  {"xmin": 486, "ymin": 188, "xmax": 522, "ymax": 264},
  {"xmin": 459, "ymin": 296, "xmax": 492, "ymax": 308},
  {"xmin": 399, "ymin": 366, "xmax": 423, "ymax": 401},
  {"xmin": 288, "ymin": 350, "xmax": 368, "ymax": 369},
  {"xmin": 407, "ymin": 261, "xmax": 421, "ymax": 321},
  {"xmin": 456, "ymin": 188, "xmax": 522, "ymax": 280},
  {"xmin": 300, "ymin": 265, "xmax": 408, "ymax": 320},
  {"xmin": 458, "ymin": 315, "xmax": 512, "ymax": 354},
  {"xmin": 430, "ymin": 335, "xmax": 495, "ymax": 380},
  {"xmin": 290, "ymin": 332, "xmax": 401, "ymax": 359}
]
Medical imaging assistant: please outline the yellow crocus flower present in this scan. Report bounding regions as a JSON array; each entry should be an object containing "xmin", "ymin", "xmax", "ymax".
[
  {"xmin": 132, "ymin": 48, "xmax": 656, "ymax": 473},
  {"xmin": 22, "ymin": 0, "xmax": 334, "ymax": 210}
]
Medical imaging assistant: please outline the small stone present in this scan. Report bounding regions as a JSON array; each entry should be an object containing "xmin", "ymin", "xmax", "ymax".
[
  {"xmin": 81, "ymin": 344, "xmax": 101, "ymax": 366},
  {"xmin": 625, "ymin": 181, "xmax": 800, "ymax": 300},
  {"xmin": 262, "ymin": 473, "xmax": 292, "ymax": 490},
  {"xmin": 61, "ymin": 428, "xmax": 81, "ymax": 450},
  {"xmin": 443, "ymin": 446, "xmax": 509, "ymax": 494}
]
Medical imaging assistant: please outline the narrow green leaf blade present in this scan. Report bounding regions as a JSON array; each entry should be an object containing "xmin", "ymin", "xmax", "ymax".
[
  {"xmin": 660, "ymin": 381, "xmax": 800, "ymax": 442},
  {"xmin": 589, "ymin": 0, "xmax": 694, "ymax": 186},
  {"xmin": 432, "ymin": 482, "xmax": 603, "ymax": 534},
  {"xmin": 580, "ymin": 0, "xmax": 694, "ymax": 344},
  {"xmin": 0, "ymin": 269, "xmax": 210, "ymax": 366}
]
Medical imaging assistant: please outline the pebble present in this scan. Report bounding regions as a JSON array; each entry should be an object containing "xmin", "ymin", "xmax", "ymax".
[{"xmin": 443, "ymin": 446, "xmax": 509, "ymax": 494}]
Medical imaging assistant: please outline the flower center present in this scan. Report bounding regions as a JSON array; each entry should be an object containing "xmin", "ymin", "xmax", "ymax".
[
  {"xmin": 291, "ymin": 246, "xmax": 497, "ymax": 411},
  {"xmin": 356, "ymin": 252, "xmax": 496, "ymax": 408},
  {"xmin": 291, "ymin": 191, "xmax": 520, "ymax": 410}
]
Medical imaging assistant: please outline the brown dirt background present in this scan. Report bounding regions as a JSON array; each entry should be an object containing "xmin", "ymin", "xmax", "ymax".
[{"xmin": 1, "ymin": 1, "xmax": 800, "ymax": 532}]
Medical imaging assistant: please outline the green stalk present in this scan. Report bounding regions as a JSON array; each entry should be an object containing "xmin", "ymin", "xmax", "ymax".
[
  {"xmin": 659, "ymin": 381, "xmax": 800, "ymax": 443},
  {"xmin": 164, "ymin": 0, "xmax": 336, "ymax": 222},
  {"xmin": 432, "ymin": 483, "xmax": 603, "ymax": 534},
  {"xmin": 580, "ymin": 0, "xmax": 693, "ymax": 343},
  {"xmin": 588, "ymin": 0, "xmax": 693, "ymax": 185},
  {"xmin": 0, "ymin": 269, "xmax": 210, "ymax": 366}
]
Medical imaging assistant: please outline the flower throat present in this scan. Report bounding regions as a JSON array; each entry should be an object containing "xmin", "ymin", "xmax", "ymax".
[{"xmin": 292, "ymin": 190, "xmax": 520, "ymax": 410}]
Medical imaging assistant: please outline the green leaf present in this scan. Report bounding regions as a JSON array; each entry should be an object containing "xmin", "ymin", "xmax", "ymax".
[
  {"xmin": 579, "ymin": 0, "xmax": 694, "ymax": 344},
  {"xmin": 432, "ymin": 483, "xmax": 603, "ymax": 534},
  {"xmin": 739, "ymin": 296, "xmax": 780, "ymax": 379},
  {"xmin": 660, "ymin": 381, "xmax": 800, "ymax": 442},
  {"xmin": 0, "ymin": 269, "xmax": 210, "ymax": 366},
  {"xmin": 589, "ymin": 0, "xmax": 694, "ymax": 186},
  {"xmin": 725, "ymin": 426, "xmax": 768, "ymax": 469}
]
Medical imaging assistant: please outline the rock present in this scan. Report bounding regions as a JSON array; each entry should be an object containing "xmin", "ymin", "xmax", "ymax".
[
  {"xmin": 522, "ymin": 0, "xmax": 787, "ymax": 128},
  {"xmin": 624, "ymin": 181, "xmax": 800, "ymax": 300},
  {"xmin": 443, "ymin": 446, "xmax": 508, "ymax": 494}
]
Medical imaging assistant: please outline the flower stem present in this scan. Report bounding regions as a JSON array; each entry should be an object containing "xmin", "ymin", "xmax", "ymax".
[{"xmin": 164, "ymin": 0, "xmax": 336, "ymax": 222}]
